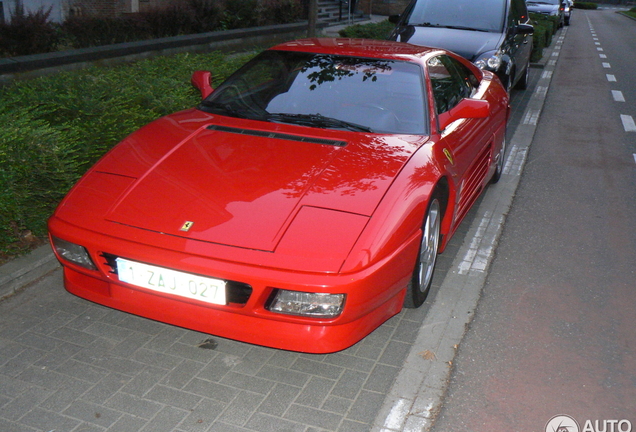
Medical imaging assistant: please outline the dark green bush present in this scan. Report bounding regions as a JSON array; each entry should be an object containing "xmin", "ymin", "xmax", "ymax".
[
  {"xmin": 258, "ymin": 0, "xmax": 305, "ymax": 25},
  {"xmin": 61, "ymin": 15, "xmax": 150, "ymax": 48},
  {"xmin": 0, "ymin": 50, "xmax": 255, "ymax": 260},
  {"xmin": 528, "ymin": 13, "xmax": 562, "ymax": 61},
  {"xmin": 574, "ymin": 2, "xmax": 598, "ymax": 9},
  {"xmin": 220, "ymin": 0, "xmax": 260, "ymax": 29},
  {"xmin": 0, "ymin": 3, "xmax": 59, "ymax": 56},
  {"xmin": 337, "ymin": 19, "xmax": 395, "ymax": 39},
  {"xmin": 0, "ymin": 0, "xmax": 301, "ymax": 55}
]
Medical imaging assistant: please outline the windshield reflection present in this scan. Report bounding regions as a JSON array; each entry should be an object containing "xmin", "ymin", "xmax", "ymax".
[{"xmin": 201, "ymin": 50, "xmax": 428, "ymax": 135}]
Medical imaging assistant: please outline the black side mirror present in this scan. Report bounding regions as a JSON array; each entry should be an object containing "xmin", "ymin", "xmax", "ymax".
[
  {"xmin": 388, "ymin": 14, "xmax": 401, "ymax": 24},
  {"xmin": 515, "ymin": 23, "xmax": 534, "ymax": 35}
]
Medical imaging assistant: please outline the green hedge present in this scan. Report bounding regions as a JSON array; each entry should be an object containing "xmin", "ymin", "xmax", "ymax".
[
  {"xmin": 338, "ymin": 19, "xmax": 395, "ymax": 39},
  {"xmin": 0, "ymin": 0, "xmax": 303, "ymax": 56},
  {"xmin": 0, "ymin": 51, "xmax": 255, "ymax": 261},
  {"xmin": 529, "ymin": 13, "xmax": 560, "ymax": 62}
]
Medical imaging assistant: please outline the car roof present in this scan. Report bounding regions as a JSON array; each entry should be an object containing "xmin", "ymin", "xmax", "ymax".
[{"xmin": 270, "ymin": 38, "xmax": 441, "ymax": 62}]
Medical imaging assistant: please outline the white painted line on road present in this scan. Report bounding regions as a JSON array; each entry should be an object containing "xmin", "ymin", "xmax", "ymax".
[
  {"xmin": 503, "ymin": 144, "xmax": 528, "ymax": 177},
  {"xmin": 383, "ymin": 398, "xmax": 410, "ymax": 430},
  {"xmin": 602, "ymin": 62, "xmax": 611, "ymax": 68},
  {"xmin": 612, "ymin": 91, "xmax": 625, "ymax": 102},
  {"xmin": 523, "ymin": 110, "xmax": 541, "ymax": 125},
  {"xmin": 597, "ymin": 47, "xmax": 604, "ymax": 51},
  {"xmin": 595, "ymin": 42, "xmax": 601, "ymax": 46},
  {"xmin": 621, "ymin": 115, "xmax": 636, "ymax": 132},
  {"xmin": 548, "ymin": 60, "xmax": 556, "ymax": 66},
  {"xmin": 534, "ymin": 86, "xmax": 548, "ymax": 98},
  {"xmin": 458, "ymin": 212, "xmax": 504, "ymax": 274},
  {"xmin": 607, "ymin": 74, "xmax": 617, "ymax": 82},
  {"xmin": 600, "ymin": 54, "xmax": 607, "ymax": 58},
  {"xmin": 542, "ymin": 71, "xmax": 553, "ymax": 79},
  {"xmin": 551, "ymin": 51, "xmax": 559, "ymax": 57},
  {"xmin": 633, "ymin": 154, "xmax": 636, "ymax": 165}
]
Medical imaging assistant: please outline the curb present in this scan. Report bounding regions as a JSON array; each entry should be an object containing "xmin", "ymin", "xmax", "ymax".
[
  {"xmin": 0, "ymin": 244, "xmax": 59, "ymax": 301},
  {"xmin": 371, "ymin": 27, "xmax": 568, "ymax": 432}
]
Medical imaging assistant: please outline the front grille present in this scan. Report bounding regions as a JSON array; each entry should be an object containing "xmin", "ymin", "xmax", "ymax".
[{"xmin": 101, "ymin": 253, "xmax": 252, "ymax": 305}]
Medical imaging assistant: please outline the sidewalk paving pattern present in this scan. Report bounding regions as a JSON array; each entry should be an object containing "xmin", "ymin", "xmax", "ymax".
[{"xmin": 0, "ymin": 19, "xmax": 559, "ymax": 432}]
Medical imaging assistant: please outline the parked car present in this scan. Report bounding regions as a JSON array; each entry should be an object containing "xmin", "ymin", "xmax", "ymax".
[
  {"xmin": 48, "ymin": 38, "xmax": 510, "ymax": 353},
  {"xmin": 562, "ymin": 0, "xmax": 572, "ymax": 25},
  {"xmin": 388, "ymin": 0, "xmax": 534, "ymax": 91},
  {"xmin": 526, "ymin": 0, "xmax": 566, "ymax": 27}
]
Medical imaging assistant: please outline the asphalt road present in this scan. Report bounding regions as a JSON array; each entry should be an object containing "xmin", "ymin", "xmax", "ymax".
[{"xmin": 431, "ymin": 8, "xmax": 636, "ymax": 432}]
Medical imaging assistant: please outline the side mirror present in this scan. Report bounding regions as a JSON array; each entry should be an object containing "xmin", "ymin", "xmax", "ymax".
[
  {"xmin": 438, "ymin": 99, "xmax": 490, "ymax": 131},
  {"xmin": 191, "ymin": 70, "xmax": 214, "ymax": 99},
  {"xmin": 515, "ymin": 23, "xmax": 534, "ymax": 35},
  {"xmin": 388, "ymin": 14, "xmax": 401, "ymax": 24}
]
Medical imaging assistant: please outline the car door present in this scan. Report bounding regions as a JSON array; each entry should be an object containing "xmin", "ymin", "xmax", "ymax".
[
  {"xmin": 427, "ymin": 55, "xmax": 493, "ymax": 223},
  {"xmin": 509, "ymin": 0, "xmax": 533, "ymax": 79}
]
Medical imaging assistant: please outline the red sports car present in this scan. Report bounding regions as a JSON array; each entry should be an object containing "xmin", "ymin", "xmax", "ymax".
[{"xmin": 48, "ymin": 38, "xmax": 509, "ymax": 353}]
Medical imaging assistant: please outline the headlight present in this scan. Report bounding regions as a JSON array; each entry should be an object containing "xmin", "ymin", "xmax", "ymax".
[
  {"xmin": 268, "ymin": 290, "xmax": 345, "ymax": 318},
  {"xmin": 474, "ymin": 51, "xmax": 503, "ymax": 72},
  {"xmin": 51, "ymin": 236, "xmax": 97, "ymax": 270}
]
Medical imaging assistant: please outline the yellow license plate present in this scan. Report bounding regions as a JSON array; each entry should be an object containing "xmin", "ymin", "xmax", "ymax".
[{"xmin": 115, "ymin": 258, "xmax": 226, "ymax": 305}]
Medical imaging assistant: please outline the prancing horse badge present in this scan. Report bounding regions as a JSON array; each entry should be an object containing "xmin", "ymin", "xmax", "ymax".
[{"xmin": 180, "ymin": 221, "xmax": 194, "ymax": 232}]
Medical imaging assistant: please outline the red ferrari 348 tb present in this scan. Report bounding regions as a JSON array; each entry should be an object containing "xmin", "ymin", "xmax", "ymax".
[{"xmin": 48, "ymin": 38, "xmax": 509, "ymax": 353}]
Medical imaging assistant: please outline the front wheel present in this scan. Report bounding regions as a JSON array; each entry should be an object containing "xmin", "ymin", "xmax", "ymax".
[
  {"xmin": 491, "ymin": 136, "xmax": 507, "ymax": 184},
  {"xmin": 404, "ymin": 198, "xmax": 442, "ymax": 308},
  {"xmin": 514, "ymin": 63, "xmax": 529, "ymax": 90}
]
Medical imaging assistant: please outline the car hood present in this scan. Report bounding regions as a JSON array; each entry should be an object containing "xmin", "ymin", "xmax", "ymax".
[
  {"xmin": 74, "ymin": 110, "xmax": 426, "ymax": 253},
  {"xmin": 392, "ymin": 26, "xmax": 504, "ymax": 61}
]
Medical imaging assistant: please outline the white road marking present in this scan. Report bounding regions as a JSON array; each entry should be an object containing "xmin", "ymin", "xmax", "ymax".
[
  {"xmin": 384, "ymin": 398, "xmax": 410, "ymax": 430},
  {"xmin": 599, "ymin": 54, "xmax": 607, "ymax": 58},
  {"xmin": 542, "ymin": 71, "xmax": 553, "ymax": 79},
  {"xmin": 612, "ymin": 91, "xmax": 625, "ymax": 102},
  {"xmin": 606, "ymin": 74, "xmax": 617, "ymax": 82},
  {"xmin": 523, "ymin": 110, "xmax": 541, "ymax": 125},
  {"xmin": 602, "ymin": 62, "xmax": 611, "ymax": 68},
  {"xmin": 597, "ymin": 47, "xmax": 604, "ymax": 51},
  {"xmin": 534, "ymin": 86, "xmax": 548, "ymax": 98},
  {"xmin": 621, "ymin": 115, "xmax": 636, "ymax": 132}
]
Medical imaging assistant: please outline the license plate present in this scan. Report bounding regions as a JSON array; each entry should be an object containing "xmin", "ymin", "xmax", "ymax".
[{"xmin": 115, "ymin": 258, "xmax": 226, "ymax": 305}]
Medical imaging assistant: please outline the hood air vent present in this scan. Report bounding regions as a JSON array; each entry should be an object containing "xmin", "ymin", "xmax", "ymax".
[{"xmin": 207, "ymin": 125, "xmax": 347, "ymax": 147}]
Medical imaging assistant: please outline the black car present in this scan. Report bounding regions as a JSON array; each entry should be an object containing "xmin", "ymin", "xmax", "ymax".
[{"xmin": 389, "ymin": 0, "xmax": 534, "ymax": 91}]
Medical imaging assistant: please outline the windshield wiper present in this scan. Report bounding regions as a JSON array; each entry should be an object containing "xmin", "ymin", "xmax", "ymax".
[
  {"xmin": 266, "ymin": 113, "xmax": 374, "ymax": 132},
  {"xmin": 409, "ymin": 22, "xmax": 489, "ymax": 32},
  {"xmin": 440, "ymin": 25, "xmax": 489, "ymax": 32}
]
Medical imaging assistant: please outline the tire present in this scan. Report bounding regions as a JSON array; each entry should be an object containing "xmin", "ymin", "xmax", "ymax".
[
  {"xmin": 404, "ymin": 197, "xmax": 442, "ymax": 308},
  {"xmin": 514, "ymin": 63, "xmax": 529, "ymax": 90},
  {"xmin": 491, "ymin": 136, "xmax": 507, "ymax": 184}
]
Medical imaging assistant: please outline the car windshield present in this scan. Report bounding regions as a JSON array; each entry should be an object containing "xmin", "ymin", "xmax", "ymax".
[
  {"xmin": 200, "ymin": 50, "xmax": 428, "ymax": 135},
  {"xmin": 404, "ymin": 0, "xmax": 506, "ymax": 33}
]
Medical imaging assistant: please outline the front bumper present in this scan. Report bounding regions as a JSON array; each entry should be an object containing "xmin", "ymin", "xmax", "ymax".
[{"xmin": 49, "ymin": 217, "xmax": 418, "ymax": 353}]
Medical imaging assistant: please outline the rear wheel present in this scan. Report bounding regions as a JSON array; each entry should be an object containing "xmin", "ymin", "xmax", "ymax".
[{"xmin": 404, "ymin": 198, "xmax": 441, "ymax": 308}]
